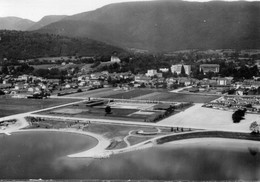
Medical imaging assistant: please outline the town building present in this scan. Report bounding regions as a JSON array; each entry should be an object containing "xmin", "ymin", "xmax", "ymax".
[
  {"xmin": 200, "ymin": 64, "xmax": 220, "ymax": 73},
  {"xmin": 146, "ymin": 69, "xmax": 158, "ymax": 77},
  {"xmin": 159, "ymin": 68, "xmax": 169, "ymax": 73},
  {"xmin": 171, "ymin": 64, "xmax": 191, "ymax": 75},
  {"xmin": 134, "ymin": 75, "xmax": 151, "ymax": 84},
  {"xmin": 110, "ymin": 56, "xmax": 121, "ymax": 63}
]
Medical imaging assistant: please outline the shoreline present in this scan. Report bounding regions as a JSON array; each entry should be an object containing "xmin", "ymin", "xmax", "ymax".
[
  {"xmin": 5, "ymin": 129, "xmax": 260, "ymax": 159},
  {"xmin": 12, "ymin": 128, "xmax": 112, "ymax": 158},
  {"xmin": 163, "ymin": 137, "xmax": 260, "ymax": 149},
  {"xmin": 1, "ymin": 115, "xmax": 260, "ymax": 159}
]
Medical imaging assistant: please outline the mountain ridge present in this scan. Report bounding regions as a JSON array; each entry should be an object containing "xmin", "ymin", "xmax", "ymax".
[
  {"xmin": 27, "ymin": 15, "xmax": 68, "ymax": 31},
  {"xmin": 0, "ymin": 17, "xmax": 35, "ymax": 31},
  {"xmin": 35, "ymin": 1, "xmax": 260, "ymax": 51}
]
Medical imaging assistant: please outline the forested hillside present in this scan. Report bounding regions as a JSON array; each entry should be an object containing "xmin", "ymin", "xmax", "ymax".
[{"xmin": 0, "ymin": 30, "xmax": 126, "ymax": 60}]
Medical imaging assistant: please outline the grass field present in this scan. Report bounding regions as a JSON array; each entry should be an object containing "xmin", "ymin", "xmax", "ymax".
[
  {"xmin": 103, "ymin": 89, "xmax": 155, "ymax": 99},
  {"xmin": 136, "ymin": 92, "xmax": 220, "ymax": 103},
  {"xmin": 66, "ymin": 88, "xmax": 125, "ymax": 98},
  {"xmin": 103, "ymin": 89, "xmax": 219, "ymax": 103},
  {"xmin": 0, "ymin": 98, "xmax": 81, "ymax": 118},
  {"xmin": 32, "ymin": 63, "xmax": 92, "ymax": 71}
]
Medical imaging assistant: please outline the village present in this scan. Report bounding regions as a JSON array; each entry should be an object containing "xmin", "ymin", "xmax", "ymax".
[{"xmin": 0, "ymin": 49, "xmax": 260, "ymax": 99}]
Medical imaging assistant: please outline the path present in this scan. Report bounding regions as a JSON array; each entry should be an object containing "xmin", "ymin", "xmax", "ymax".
[{"xmin": 170, "ymin": 86, "xmax": 192, "ymax": 93}]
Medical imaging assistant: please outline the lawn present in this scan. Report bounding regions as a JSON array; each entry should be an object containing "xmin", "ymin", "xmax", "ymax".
[
  {"xmin": 0, "ymin": 98, "xmax": 82, "ymax": 117},
  {"xmin": 137, "ymin": 92, "xmax": 220, "ymax": 103},
  {"xmin": 37, "ymin": 100, "xmax": 162, "ymax": 122},
  {"xmin": 103, "ymin": 89, "xmax": 219, "ymax": 103},
  {"xmin": 26, "ymin": 117, "xmax": 165, "ymax": 149},
  {"xmin": 66, "ymin": 88, "xmax": 125, "ymax": 98},
  {"xmin": 127, "ymin": 136, "xmax": 154, "ymax": 146},
  {"xmin": 103, "ymin": 89, "xmax": 155, "ymax": 99}
]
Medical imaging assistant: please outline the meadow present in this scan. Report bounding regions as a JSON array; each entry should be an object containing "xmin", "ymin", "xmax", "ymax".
[{"xmin": 0, "ymin": 97, "xmax": 81, "ymax": 117}]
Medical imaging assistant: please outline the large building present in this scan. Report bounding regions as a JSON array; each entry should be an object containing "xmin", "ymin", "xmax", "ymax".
[
  {"xmin": 110, "ymin": 56, "xmax": 121, "ymax": 63},
  {"xmin": 146, "ymin": 69, "xmax": 158, "ymax": 77},
  {"xmin": 200, "ymin": 64, "xmax": 220, "ymax": 73},
  {"xmin": 171, "ymin": 64, "xmax": 191, "ymax": 75}
]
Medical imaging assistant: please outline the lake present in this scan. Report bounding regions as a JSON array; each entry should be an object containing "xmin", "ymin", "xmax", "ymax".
[{"xmin": 0, "ymin": 131, "xmax": 260, "ymax": 180}]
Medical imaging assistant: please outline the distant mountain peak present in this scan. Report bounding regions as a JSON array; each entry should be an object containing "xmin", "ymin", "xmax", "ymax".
[
  {"xmin": 0, "ymin": 17, "xmax": 35, "ymax": 31},
  {"xmin": 34, "ymin": 1, "xmax": 260, "ymax": 51},
  {"xmin": 27, "ymin": 15, "xmax": 67, "ymax": 31}
]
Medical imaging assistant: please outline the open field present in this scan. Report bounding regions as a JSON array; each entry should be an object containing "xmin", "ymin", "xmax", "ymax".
[
  {"xmin": 103, "ymin": 89, "xmax": 155, "ymax": 99},
  {"xmin": 36, "ymin": 100, "xmax": 169, "ymax": 123},
  {"xmin": 134, "ymin": 92, "xmax": 220, "ymax": 103},
  {"xmin": 0, "ymin": 98, "xmax": 81, "ymax": 118},
  {"xmin": 65, "ymin": 88, "xmax": 126, "ymax": 98},
  {"xmin": 31, "ymin": 63, "xmax": 92, "ymax": 71},
  {"xmin": 103, "ymin": 89, "xmax": 219, "ymax": 103},
  {"xmin": 67, "ymin": 88, "xmax": 219, "ymax": 103},
  {"xmin": 38, "ymin": 106, "xmax": 162, "ymax": 122},
  {"xmin": 37, "ymin": 100, "xmax": 165, "ymax": 122},
  {"xmin": 159, "ymin": 104, "xmax": 260, "ymax": 132}
]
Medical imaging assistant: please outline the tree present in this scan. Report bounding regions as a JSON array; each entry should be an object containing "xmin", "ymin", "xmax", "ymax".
[
  {"xmin": 249, "ymin": 121, "xmax": 259, "ymax": 134},
  {"xmin": 105, "ymin": 105, "xmax": 112, "ymax": 114},
  {"xmin": 232, "ymin": 109, "xmax": 247, "ymax": 123},
  {"xmin": 173, "ymin": 71, "xmax": 178, "ymax": 78},
  {"xmin": 180, "ymin": 65, "xmax": 186, "ymax": 76},
  {"xmin": 1, "ymin": 65, "xmax": 8, "ymax": 74}
]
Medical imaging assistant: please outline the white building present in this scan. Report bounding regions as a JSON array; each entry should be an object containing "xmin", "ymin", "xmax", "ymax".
[
  {"xmin": 111, "ymin": 56, "xmax": 121, "ymax": 63},
  {"xmin": 200, "ymin": 64, "xmax": 220, "ymax": 73},
  {"xmin": 171, "ymin": 64, "xmax": 191, "ymax": 75},
  {"xmin": 159, "ymin": 68, "xmax": 169, "ymax": 73},
  {"xmin": 146, "ymin": 69, "xmax": 158, "ymax": 77}
]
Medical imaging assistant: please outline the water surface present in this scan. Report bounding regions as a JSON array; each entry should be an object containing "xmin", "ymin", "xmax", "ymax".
[{"xmin": 0, "ymin": 132, "xmax": 260, "ymax": 180}]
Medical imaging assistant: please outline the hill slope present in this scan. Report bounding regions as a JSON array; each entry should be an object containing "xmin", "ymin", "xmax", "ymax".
[
  {"xmin": 36, "ymin": 1, "xmax": 260, "ymax": 51},
  {"xmin": 0, "ymin": 30, "xmax": 126, "ymax": 60},
  {"xmin": 27, "ymin": 15, "xmax": 67, "ymax": 31},
  {"xmin": 0, "ymin": 17, "xmax": 35, "ymax": 31}
]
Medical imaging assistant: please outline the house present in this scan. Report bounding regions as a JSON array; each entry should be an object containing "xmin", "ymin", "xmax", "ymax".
[
  {"xmin": 217, "ymin": 78, "xmax": 232, "ymax": 86},
  {"xmin": 255, "ymin": 60, "xmax": 260, "ymax": 69},
  {"xmin": 178, "ymin": 78, "xmax": 193, "ymax": 86},
  {"xmin": 156, "ymin": 73, "xmax": 163, "ymax": 78},
  {"xmin": 159, "ymin": 68, "xmax": 169, "ymax": 73},
  {"xmin": 0, "ymin": 83, "xmax": 12, "ymax": 89},
  {"xmin": 78, "ymin": 75, "xmax": 89, "ymax": 81},
  {"xmin": 78, "ymin": 81, "xmax": 86, "ymax": 87},
  {"xmin": 90, "ymin": 73, "xmax": 104, "ymax": 80},
  {"xmin": 134, "ymin": 75, "xmax": 151, "ymax": 84},
  {"xmin": 17, "ymin": 74, "xmax": 30, "ymax": 82},
  {"xmin": 200, "ymin": 64, "xmax": 220, "ymax": 73},
  {"xmin": 48, "ymin": 79, "xmax": 60, "ymax": 85},
  {"xmin": 146, "ymin": 69, "xmax": 158, "ymax": 77},
  {"xmin": 236, "ymin": 88, "xmax": 245, "ymax": 96},
  {"xmin": 171, "ymin": 64, "xmax": 191, "ymax": 75},
  {"xmin": 110, "ymin": 56, "xmax": 121, "ymax": 63},
  {"xmin": 90, "ymin": 80, "xmax": 103, "ymax": 87},
  {"xmin": 14, "ymin": 83, "xmax": 24, "ymax": 90},
  {"xmin": 28, "ymin": 87, "xmax": 39, "ymax": 93},
  {"xmin": 65, "ymin": 84, "xmax": 71, "ymax": 89}
]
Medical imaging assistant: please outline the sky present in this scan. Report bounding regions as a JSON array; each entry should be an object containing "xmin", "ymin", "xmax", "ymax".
[{"xmin": 0, "ymin": 0, "xmax": 259, "ymax": 22}]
